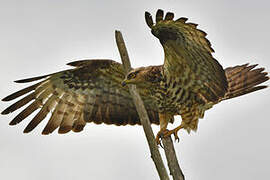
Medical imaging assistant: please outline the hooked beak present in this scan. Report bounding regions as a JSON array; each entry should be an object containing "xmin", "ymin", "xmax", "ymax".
[{"xmin": 121, "ymin": 80, "xmax": 127, "ymax": 87}]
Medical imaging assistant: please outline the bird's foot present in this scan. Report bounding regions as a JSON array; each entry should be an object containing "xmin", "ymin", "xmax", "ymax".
[
  {"xmin": 163, "ymin": 128, "xmax": 180, "ymax": 142},
  {"xmin": 155, "ymin": 126, "xmax": 184, "ymax": 145},
  {"xmin": 155, "ymin": 129, "xmax": 169, "ymax": 146},
  {"xmin": 165, "ymin": 124, "xmax": 185, "ymax": 142}
]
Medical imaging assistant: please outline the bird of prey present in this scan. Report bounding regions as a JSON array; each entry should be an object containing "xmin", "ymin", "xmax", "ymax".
[{"xmin": 1, "ymin": 9, "xmax": 269, "ymax": 144}]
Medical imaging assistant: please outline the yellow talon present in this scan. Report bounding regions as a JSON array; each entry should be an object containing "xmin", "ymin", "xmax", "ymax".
[
  {"xmin": 163, "ymin": 129, "xmax": 180, "ymax": 142},
  {"xmin": 156, "ymin": 124, "xmax": 184, "ymax": 144}
]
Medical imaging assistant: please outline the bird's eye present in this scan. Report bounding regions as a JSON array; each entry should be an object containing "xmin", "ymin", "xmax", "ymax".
[{"xmin": 127, "ymin": 72, "xmax": 136, "ymax": 79}]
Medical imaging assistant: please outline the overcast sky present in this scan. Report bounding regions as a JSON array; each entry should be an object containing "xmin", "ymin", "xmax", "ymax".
[{"xmin": 0, "ymin": 0, "xmax": 269, "ymax": 180}]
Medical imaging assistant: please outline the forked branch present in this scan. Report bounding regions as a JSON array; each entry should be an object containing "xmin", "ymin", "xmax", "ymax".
[
  {"xmin": 115, "ymin": 30, "xmax": 169, "ymax": 180},
  {"xmin": 115, "ymin": 30, "xmax": 185, "ymax": 180}
]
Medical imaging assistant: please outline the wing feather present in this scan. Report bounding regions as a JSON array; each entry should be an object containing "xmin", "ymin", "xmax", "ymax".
[
  {"xmin": 23, "ymin": 94, "xmax": 54, "ymax": 133},
  {"xmin": 9, "ymin": 100, "xmax": 41, "ymax": 125},
  {"xmin": 70, "ymin": 104, "xmax": 85, "ymax": 132},
  {"xmin": 58, "ymin": 94, "xmax": 74, "ymax": 134},
  {"xmin": 2, "ymin": 81, "xmax": 44, "ymax": 101},
  {"xmin": 2, "ymin": 92, "xmax": 35, "ymax": 115},
  {"xmin": 72, "ymin": 112, "xmax": 85, "ymax": 132},
  {"xmin": 2, "ymin": 59, "xmax": 160, "ymax": 134},
  {"xmin": 145, "ymin": 9, "xmax": 228, "ymax": 102},
  {"xmin": 42, "ymin": 93, "xmax": 66, "ymax": 135}
]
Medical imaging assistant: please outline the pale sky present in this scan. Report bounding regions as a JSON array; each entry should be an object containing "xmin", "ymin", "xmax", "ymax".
[{"xmin": 0, "ymin": 0, "xmax": 269, "ymax": 180}]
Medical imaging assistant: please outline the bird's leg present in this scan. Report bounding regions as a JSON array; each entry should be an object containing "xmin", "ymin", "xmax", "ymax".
[
  {"xmin": 163, "ymin": 124, "xmax": 185, "ymax": 142},
  {"xmin": 155, "ymin": 113, "xmax": 170, "ymax": 145}
]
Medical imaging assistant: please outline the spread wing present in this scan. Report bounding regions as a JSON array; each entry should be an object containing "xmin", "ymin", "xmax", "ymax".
[
  {"xmin": 1, "ymin": 59, "xmax": 160, "ymax": 134},
  {"xmin": 145, "ymin": 9, "xmax": 228, "ymax": 102}
]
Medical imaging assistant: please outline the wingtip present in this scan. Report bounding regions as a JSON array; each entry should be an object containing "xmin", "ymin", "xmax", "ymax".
[
  {"xmin": 41, "ymin": 128, "xmax": 51, "ymax": 135},
  {"xmin": 165, "ymin": 12, "xmax": 174, "ymax": 20},
  {"xmin": 23, "ymin": 128, "xmax": 31, "ymax": 134},
  {"xmin": 156, "ymin": 9, "xmax": 164, "ymax": 22},
  {"xmin": 67, "ymin": 60, "xmax": 89, "ymax": 67},
  {"xmin": 23, "ymin": 123, "xmax": 34, "ymax": 133},
  {"xmin": 72, "ymin": 124, "xmax": 85, "ymax": 133},
  {"xmin": 1, "ymin": 109, "xmax": 10, "ymax": 115},
  {"xmin": 9, "ymin": 121, "xmax": 17, "ymax": 126},
  {"xmin": 157, "ymin": 9, "xmax": 164, "ymax": 15},
  {"xmin": 14, "ymin": 80, "xmax": 22, "ymax": 83},
  {"xmin": 248, "ymin": 64, "xmax": 259, "ymax": 69},
  {"xmin": 145, "ymin": 11, "xmax": 150, "ymax": 16},
  {"xmin": 14, "ymin": 79, "xmax": 33, "ymax": 83},
  {"xmin": 58, "ymin": 126, "xmax": 72, "ymax": 134},
  {"xmin": 14, "ymin": 74, "xmax": 49, "ymax": 83},
  {"xmin": 145, "ymin": 11, "xmax": 153, "ymax": 28},
  {"xmin": 2, "ymin": 96, "xmax": 10, "ymax": 102}
]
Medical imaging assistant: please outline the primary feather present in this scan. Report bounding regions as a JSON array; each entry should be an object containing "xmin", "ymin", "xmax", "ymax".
[
  {"xmin": 2, "ymin": 59, "xmax": 161, "ymax": 134},
  {"xmin": 1, "ymin": 10, "xmax": 269, "ymax": 137}
]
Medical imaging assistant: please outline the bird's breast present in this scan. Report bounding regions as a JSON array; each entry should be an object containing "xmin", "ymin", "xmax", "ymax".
[{"xmin": 152, "ymin": 80, "xmax": 200, "ymax": 114}]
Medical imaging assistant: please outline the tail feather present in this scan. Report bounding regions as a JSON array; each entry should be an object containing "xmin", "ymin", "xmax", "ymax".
[
  {"xmin": 225, "ymin": 85, "xmax": 268, "ymax": 100},
  {"xmin": 226, "ymin": 64, "xmax": 257, "ymax": 82},
  {"xmin": 225, "ymin": 63, "xmax": 249, "ymax": 74},
  {"xmin": 223, "ymin": 63, "xmax": 269, "ymax": 100},
  {"xmin": 230, "ymin": 72, "xmax": 268, "ymax": 94}
]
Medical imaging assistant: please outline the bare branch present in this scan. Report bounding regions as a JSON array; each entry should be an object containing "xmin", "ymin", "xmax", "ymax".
[
  {"xmin": 115, "ymin": 30, "xmax": 169, "ymax": 180},
  {"xmin": 115, "ymin": 30, "xmax": 185, "ymax": 180},
  {"xmin": 162, "ymin": 137, "xmax": 185, "ymax": 180}
]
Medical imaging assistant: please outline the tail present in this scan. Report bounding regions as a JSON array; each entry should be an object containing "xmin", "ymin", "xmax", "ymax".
[{"xmin": 222, "ymin": 63, "xmax": 269, "ymax": 100}]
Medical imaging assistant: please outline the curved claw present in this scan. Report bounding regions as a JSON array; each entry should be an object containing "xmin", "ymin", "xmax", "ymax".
[
  {"xmin": 173, "ymin": 132, "xmax": 180, "ymax": 143},
  {"xmin": 163, "ymin": 128, "xmax": 181, "ymax": 143},
  {"xmin": 155, "ymin": 127, "xmax": 182, "ymax": 146},
  {"xmin": 155, "ymin": 135, "xmax": 161, "ymax": 146},
  {"xmin": 155, "ymin": 129, "xmax": 169, "ymax": 147}
]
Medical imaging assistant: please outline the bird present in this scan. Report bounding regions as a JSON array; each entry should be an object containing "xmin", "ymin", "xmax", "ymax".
[{"xmin": 1, "ymin": 9, "xmax": 269, "ymax": 145}]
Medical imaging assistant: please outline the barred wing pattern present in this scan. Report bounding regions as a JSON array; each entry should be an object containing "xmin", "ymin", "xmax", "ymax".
[
  {"xmin": 1, "ymin": 59, "xmax": 160, "ymax": 134},
  {"xmin": 223, "ymin": 63, "xmax": 269, "ymax": 100},
  {"xmin": 145, "ymin": 10, "xmax": 228, "ymax": 103}
]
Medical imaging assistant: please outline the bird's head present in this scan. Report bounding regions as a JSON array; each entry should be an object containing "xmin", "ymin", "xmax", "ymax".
[
  {"xmin": 121, "ymin": 66, "xmax": 162, "ymax": 87},
  {"xmin": 121, "ymin": 67, "xmax": 146, "ymax": 86}
]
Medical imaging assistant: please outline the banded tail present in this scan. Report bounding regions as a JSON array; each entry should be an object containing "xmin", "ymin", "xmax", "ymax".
[{"xmin": 223, "ymin": 63, "xmax": 269, "ymax": 100}]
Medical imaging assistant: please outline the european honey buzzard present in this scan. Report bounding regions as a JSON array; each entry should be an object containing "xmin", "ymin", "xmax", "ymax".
[{"xmin": 2, "ymin": 10, "xmax": 269, "ymax": 144}]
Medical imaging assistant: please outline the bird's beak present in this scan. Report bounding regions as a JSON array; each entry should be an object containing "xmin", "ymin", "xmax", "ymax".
[{"xmin": 121, "ymin": 80, "xmax": 127, "ymax": 87}]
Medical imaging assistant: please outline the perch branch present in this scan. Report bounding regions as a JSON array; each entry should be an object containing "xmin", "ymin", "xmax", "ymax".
[
  {"xmin": 115, "ymin": 30, "xmax": 185, "ymax": 180},
  {"xmin": 115, "ymin": 30, "xmax": 169, "ymax": 180},
  {"xmin": 162, "ymin": 137, "xmax": 185, "ymax": 180}
]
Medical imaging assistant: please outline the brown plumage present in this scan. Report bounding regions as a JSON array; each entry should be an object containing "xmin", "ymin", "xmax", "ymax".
[
  {"xmin": 2, "ymin": 60, "xmax": 161, "ymax": 134},
  {"xmin": 223, "ymin": 64, "xmax": 268, "ymax": 100},
  {"xmin": 1, "ymin": 10, "xmax": 269, "ymax": 143},
  {"xmin": 125, "ymin": 9, "xmax": 269, "ymax": 142}
]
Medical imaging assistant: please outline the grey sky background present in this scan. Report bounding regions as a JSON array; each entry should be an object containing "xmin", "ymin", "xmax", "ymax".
[{"xmin": 0, "ymin": 0, "xmax": 269, "ymax": 179}]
